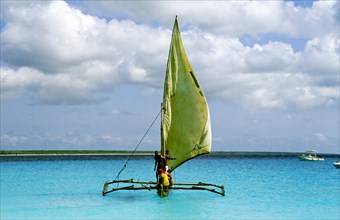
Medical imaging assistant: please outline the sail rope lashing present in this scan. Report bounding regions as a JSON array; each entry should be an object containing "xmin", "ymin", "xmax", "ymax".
[{"xmin": 112, "ymin": 110, "xmax": 161, "ymax": 184}]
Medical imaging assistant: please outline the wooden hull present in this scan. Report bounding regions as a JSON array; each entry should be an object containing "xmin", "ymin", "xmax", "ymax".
[
  {"xmin": 157, "ymin": 184, "xmax": 170, "ymax": 197},
  {"xmin": 157, "ymin": 172, "xmax": 173, "ymax": 197}
]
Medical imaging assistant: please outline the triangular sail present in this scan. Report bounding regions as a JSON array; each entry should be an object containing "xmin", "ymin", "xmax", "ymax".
[
  {"xmin": 161, "ymin": 17, "xmax": 211, "ymax": 172},
  {"xmin": 102, "ymin": 17, "xmax": 224, "ymax": 198}
]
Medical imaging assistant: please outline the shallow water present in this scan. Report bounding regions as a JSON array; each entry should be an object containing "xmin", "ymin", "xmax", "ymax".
[{"xmin": 1, "ymin": 155, "xmax": 339, "ymax": 219}]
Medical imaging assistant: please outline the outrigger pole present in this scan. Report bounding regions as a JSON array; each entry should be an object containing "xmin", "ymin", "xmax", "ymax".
[{"xmin": 102, "ymin": 179, "xmax": 225, "ymax": 196}]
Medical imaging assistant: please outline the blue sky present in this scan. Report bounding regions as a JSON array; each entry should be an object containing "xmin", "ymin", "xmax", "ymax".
[{"xmin": 1, "ymin": 1, "xmax": 339, "ymax": 153}]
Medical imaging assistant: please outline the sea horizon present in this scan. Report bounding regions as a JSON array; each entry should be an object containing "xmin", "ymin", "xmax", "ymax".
[{"xmin": 1, "ymin": 150, "xmax": 339, "ymax": 158}]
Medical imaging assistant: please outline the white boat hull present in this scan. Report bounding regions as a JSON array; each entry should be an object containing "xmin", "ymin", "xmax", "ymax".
[
  {"xmin": 298, "ymin": 156, "xmax": 324, "ymax": 161},
  {"xmin": 299, "ymin": 150, "xmax": 324, "ymax": 161},
  {"xmin": 333, "ymin": 161, "xmax": 340, "ymax": 168}
]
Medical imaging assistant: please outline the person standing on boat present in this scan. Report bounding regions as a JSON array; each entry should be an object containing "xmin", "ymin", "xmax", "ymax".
[
  {"xmin": 165, "ymin": 150, "xmax": 176, "ymax": 172},
  {"xmin": 154, "ymin": 151, "xmax": 164, "ymax": 182}
]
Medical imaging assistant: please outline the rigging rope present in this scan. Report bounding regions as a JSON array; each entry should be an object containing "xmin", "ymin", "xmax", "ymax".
[{"xmin": 112, "ymin": 110, "xmax": 161, "ymax": 182}]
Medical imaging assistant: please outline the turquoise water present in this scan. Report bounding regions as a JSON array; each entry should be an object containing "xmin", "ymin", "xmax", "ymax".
[{"xmin": 1, "ymin": 155, "xmax": 339, "ymax": 219}]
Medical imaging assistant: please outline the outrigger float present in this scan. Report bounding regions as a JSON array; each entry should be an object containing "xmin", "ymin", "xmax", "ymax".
[
  {"xmin": 102, "ymin": 179, "xmax": 225, "ymax": 197},
  {"xmin": 102, "ymin": 17, "xmax": 225, "ymax": 197}
]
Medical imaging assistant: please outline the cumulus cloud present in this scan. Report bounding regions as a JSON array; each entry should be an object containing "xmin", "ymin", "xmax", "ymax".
[
  {"xmin": 1, "ymin": 1, "xmax": 169, "ymax": 103},
  {"xmin": 1, "ymin": 0, "xmax": 339, "ymax": 110},
  {"xmin": 185, "ymin": 31, "xmax": 338, "ymax": 110},
  {"xmin": 79, "ymin": 1, "xmax": 338, "ymax": 37}
]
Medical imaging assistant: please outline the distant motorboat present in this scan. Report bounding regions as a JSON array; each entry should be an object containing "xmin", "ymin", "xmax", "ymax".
[
  {"xmin": 333, "ymin": 161, "xmax": 340, "ymax": 168},
  {"xmin": 298, "ymin": 150, "xmax": 324, "ymax": 161}
]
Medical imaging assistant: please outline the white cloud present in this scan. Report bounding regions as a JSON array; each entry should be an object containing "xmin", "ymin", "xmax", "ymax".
[
  {"xmin": 0, "ymin": 134, "xmax": 28, "ymax": 147},
  {"xmin": 1, "ymin": 67, "xmax": 43, "ymax": 99},
  {"xmin": 111, "ymin": 109, "xmax": 121, "ymax": 115},
  {"xmin": 301, "ymin": 34, "xmax": 339, "ymax": 81},
  {"xmin": 1, "ymin": 1, "xmax": 339, "ymax": 110},
  {"xmin": 0, "ymin": 132, "xmax": 128, "ymax": 150},
  {"xmin": 0, "ymin": 1, "xmax": 170, "ymax": 103},
  {"xmin": 315, "ymin": 133, "xmax": 327, "ymax": 142},
  {"xmin": 78, "ymin": 1, "xmax": 338, "ymax": 37}
]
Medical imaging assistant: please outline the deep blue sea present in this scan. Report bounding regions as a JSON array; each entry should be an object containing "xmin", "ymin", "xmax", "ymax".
[{"xmin": 1, "ymin": 154, "xmax": 339, "ymax": 220}]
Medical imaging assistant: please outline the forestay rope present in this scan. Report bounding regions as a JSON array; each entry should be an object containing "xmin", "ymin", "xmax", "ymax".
[{"xmin": 112, "ymin": 110, "xmax": 161, "ymax": 182}]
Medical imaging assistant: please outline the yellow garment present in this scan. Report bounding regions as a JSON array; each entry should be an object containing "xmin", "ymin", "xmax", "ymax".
[{"xmin": 160, "ymin": 173, "xmax": 170, "ymax": 186}]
